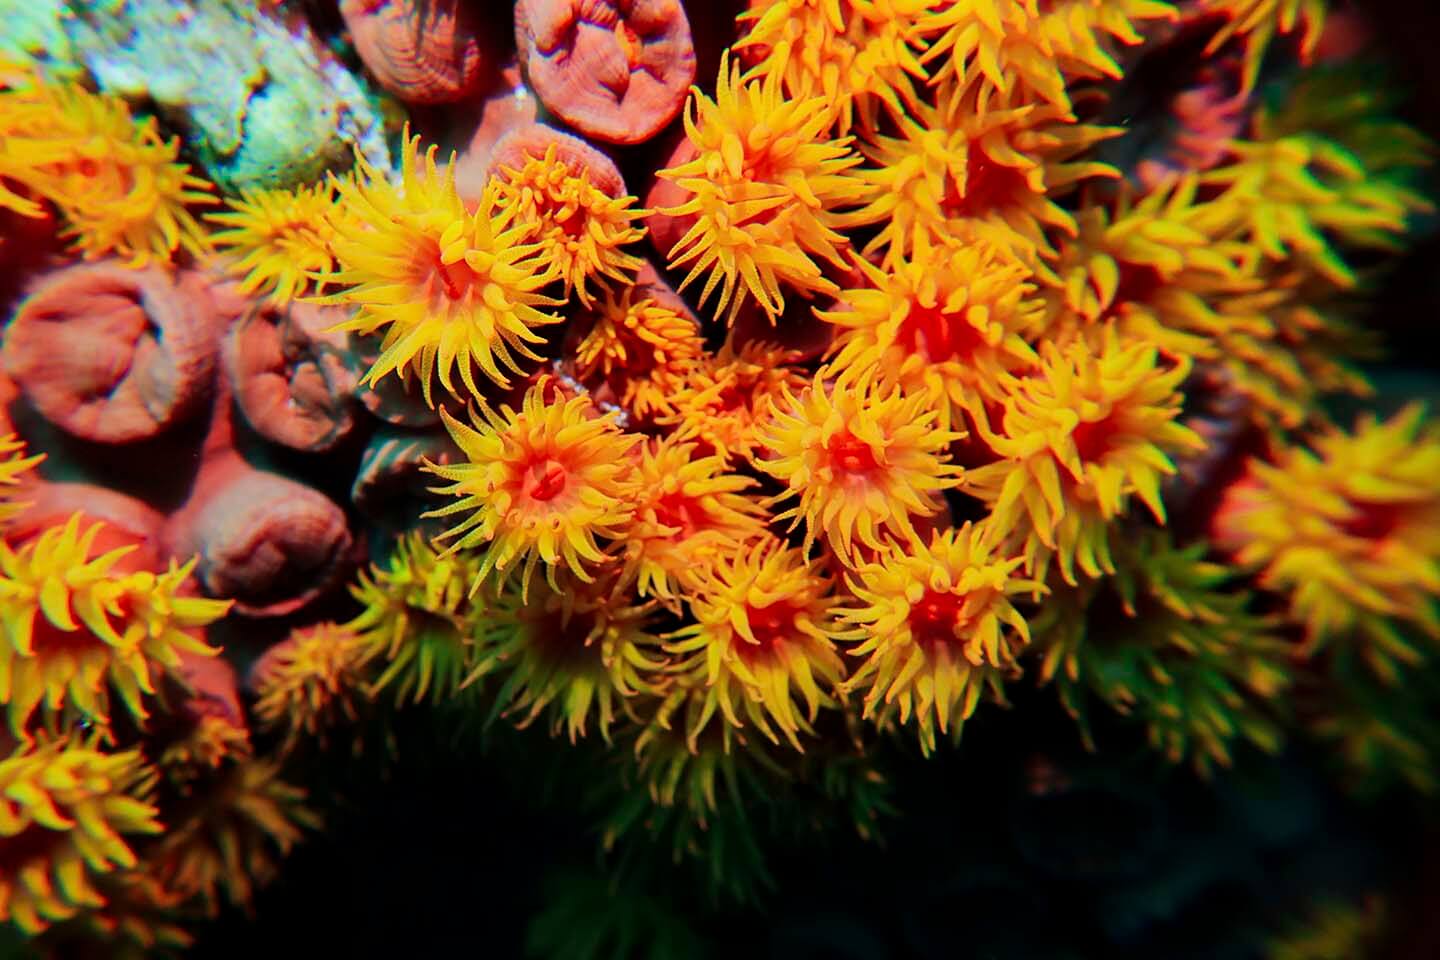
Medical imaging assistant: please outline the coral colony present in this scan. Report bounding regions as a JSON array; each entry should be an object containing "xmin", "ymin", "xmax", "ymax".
[{"xmin": 0, "ymin": 0, "xmax": 1437, "ymax": 954}]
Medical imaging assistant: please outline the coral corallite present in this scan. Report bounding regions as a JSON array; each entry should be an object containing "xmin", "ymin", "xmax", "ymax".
[
  {"xmin": 667, "ymin": 538, "xmax": 848, "ymax": 751},
  {"xmin": 319, "ymin": 130, "xmax": 564, "ymax": 404},
  {"xmin": 493, "ymin": 142, "xmax": 647, "ymax": 307},
  {"xmin": 425, "ymin": 378, "xmax": 642, "ymax": 599},
  {"xmin": 207, "ymin": 181, "xmax": 341, "ymax": 304},
  {"xmin": 1213, "ymin": 405, "xmax": 1440, "ymax": 676},
  {"xmin": 758, "ymin": 373, "xmax": 965, "ymax": 560},
  {"xmin": 0, "ymin": 514, "xmax": 230, "ymax": 737},
  {"xmin": 966, "ymin": 330, "xmax": 1205, "ymax": 584},
  {"xmin": 655, "ymin": 51, "xmax": 866, "ymax": 325},
  {"xmin": 0, "ymin": 738, "xmax": 161, "ymax": 935},
  {"xmin": 839, "ymin": 522, "xmax": 1041, "ymax": 753}
]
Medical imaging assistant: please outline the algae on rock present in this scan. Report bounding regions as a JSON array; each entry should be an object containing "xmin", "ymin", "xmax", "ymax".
[{"xmin": 64, "ymin": 0, "xmax": 391, "ymax": 192}]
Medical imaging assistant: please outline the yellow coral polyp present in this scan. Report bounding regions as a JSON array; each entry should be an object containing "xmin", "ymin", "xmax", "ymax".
[
  {"xmin": 573, "ymin": 287, "xmax": 705, "ymax": 419},
  {"xmin": 658, "ymin": 339, "xmax": 808, "ymax": 464},
  {"xmin": 252, "ymin": 622, "xmax": 370, "ymax": 749},
  {"xmin": 656, "ymin": 51, "xmax": 866, "ymax": 325},
  {"xmin": 0, "ymin": 434, "xmax": 44, "ymax": 525},
  {"xmin": 920, "ymin": 0, "xmax": 1177, "ymax": 113},
  {"xmin": 839, "ymin": 523, "xmax": 1040, "ymax": 754},
  {"xmin": 319, "ymin": 129, "xmax": 564, "ymax": 405},
  {"xmin": 0, "ymin": 738, "xmax": 162, "ymax": 935},
  {"xmin": 667, "ymin": 538, "xmax": 847, "ymax": 752},
  {"xmin": 468, "ymin": 574, "xmax": 666, "ymax": 743},
  {"xmin": 425, "ymin": 378, "xmax": 641, "ymax": 600},
  {"xmin": 736, "ymin": 0, "xmax": 932, "ymax": 135},
  {"xmin": 1193, "ymin": 137, "xmax": 1427, "ymax": 289},
  {"xmin": 1039, "ymin": 177, "xmax": 1270, "ymax": 358},
  {"xmin": 839, "ymin": 78, "xmax": 1121, "ymax": 264},
  {"xmin": 494, "ymin": 143, "xmax": 647, "ymax": 306},
  {"xmin": 207, "ymin": 181, "xmax": 341, "ymax": 304},
  {"xmin": 348, "ymin": 532, "xmax": 480, "ymax": 706},
  {"xmin": 819, "ymin": 242, "xmax": 1041, "ymax": 430},
  {"xmin": 1201, "ymin": 0, "xmax": 1326, "ymax": 92},
  {"xmin": 758, "ymin": 373, "xmax": 965, "ymax": 560},
  {"xmin": 1214, "ymin": 405, "xmax": 1440, "ymax": 676},
  {"xmin": 0, "ymin": 72, "xmax": 215, "ymax": 266},
  {"xmin": 621, "ymin": 438, "xmax": 771, "ymax": 604},
  {"xmin": 0, "ymin": 514, "xmax": 229, "ymax": 738},
  {"xmin": 966, "ymin": 330, "xmax": 1204, "ymax": 584}
]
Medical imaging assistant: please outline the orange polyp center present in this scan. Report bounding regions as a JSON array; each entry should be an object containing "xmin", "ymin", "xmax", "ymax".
[
  {"xmin": 1071, "ymin": 411, "xmax": 1123, "ymax": 464},
  {"xmin": 414, "ymin": 238, "xmax": 478, "ymax": 302},
  {"xmin": 943, "ymin": 150, "xmax": 1030, "ymax": 218},
  {"xmin": 908, "ymin": 589, "xmax": 966, "ymax": 654},
  {"xmin": 736, "ymin": 601, "xmax": 794, "ymax": 663},
  {"xmin": 1105, "ymin": 261, "xmax": 1166, "ymax": 316},
  {"xmin": 827, "ymin": 430, "xmax": 880, "ymax": 474},
  {"xmin": 651, "ymin": 491, "xmax": 703, "ymax": 538},
  {"xmin": 898, "ymin": 299, "xmax": 986, "ymax": 363},
  {"xmin": 522, "ymin": 459, "xmax": 569, "ymax": 502},
  {"xmin": 33, "ymin": 610, "xmax": 108, "ymax": 658},
  {"xmin": 1338, "ymin": 499, "xmax": 1405, "ymax": 542}
]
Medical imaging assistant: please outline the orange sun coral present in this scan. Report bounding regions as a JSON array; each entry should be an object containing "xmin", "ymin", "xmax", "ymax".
[
  {"xmin": 838, "ymin": 77, "xmax": 1121, "ymax": 264},
  {"xmin": 348, "ymin": 532, "xmax": 482, "ymax": 706},
  {"xmin": 839, "ymin": 522, "xmax": 1041, "ymax": 753},
  {"xmin": 735, "ymin": 0, "xmax": 932, "ymax": 135},
  {"xmin": 919, "ymin": 0, "xmax": 1177, "ymax": 114},
  {"xmin": 965, "ymin": 330, "xmax": 1205, "ymax": 584},
  {"xmin": 667, "ymin": 538, "xmax": 848, "ymax": 751},
  {"xmin": 425, "ymin": 378, "xmax": 641, "ymax": 599},
  {"xmin": 658, "ymin": 339, "xmax": 808, "ymax": 464},
  {"xmin": 0, "ymin": 737, "xmax": 161, "ymax": 935},
  {"xmin": 251, "ymin": 622, "xmax": 371, "ymax": 751},
  {"xmin": 622, "ymin": 438, "xmax": 771, "ymax": 604},
  {"xmin": 207, "ymin": 181, "xmax": 341, "ymax": 304},
  {"xmin": 1213, "ymin": 405, "xmax": 1440, "ymax": 679},
  {"xmin": 573, "ymin": 286, "xmax": 705, "ymax": 419},
  {"xmin": 493, "ymin": 142, "xmax": 647, "ymax": 307},
  {"xmin": 319, "ymin": 129, "xmax": 564, "ymax": 405},
  {"xmin": 0, "ymin": 513, "xmax": 230, "ymax": 738},
  {"xmin": 0, "ymin": 434, "xmax": 44, "ymax": 525},
  {"xmin": 4, "ymin": 72, "xmax": 214, "ymax": 266},
  {"xmin": 655, "ymin": 51, "xmax": 866, "ymax": 325},
  {"xmin": 758, "ymin": 373, "xmax": 965, "ymax": 560},
  {"xmin": 468, "ymin": 573, "xmax": 666, "ymax": 743},
  {"xmin": 819, "ymin": 242, "xmax": 1041, "ymax": 430}
]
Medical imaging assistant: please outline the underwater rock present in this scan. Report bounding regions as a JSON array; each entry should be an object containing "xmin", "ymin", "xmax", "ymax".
[
  {"xmin": 488, "ymin": 121, "xmax": 627, "ymax": 195},
  {"xmin": 163, "ymin": 378, "xmax": 355, "ymax": 617},
  {"xmin": 63, "ymin": 0, "xmax": 390, "ymax": 192},
  {"xmin": 339, "ymin": 0, "xmax": 488, "ymax": 104},
  {"xmin": 3, "ymin": 260, "xmax": 221, "ymax": 445},
  {"xmin": 224, "ymin": 300, "xmax": 359, "ymax": 453},
  {"xmin": 515, "ymin": 0, "xmax": 696, "ymax": 144},
  {"xmin": 0, "ymin": 0, "xmax": 74, "ymax": 75},
  {"xmin": 350, "ymin": 425, "xmax": 461, "ymax": 535}
]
